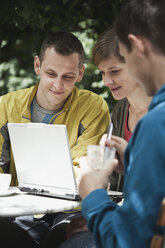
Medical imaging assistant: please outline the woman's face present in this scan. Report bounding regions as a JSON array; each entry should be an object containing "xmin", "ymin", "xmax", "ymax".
[{"xmin": 98, "ymin": 56, "xmax": 138, "ymax": 100}]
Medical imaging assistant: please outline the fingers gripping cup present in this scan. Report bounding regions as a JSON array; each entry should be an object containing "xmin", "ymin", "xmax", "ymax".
[
  {"xmin": 87, "ymin": 145, "xmax": 116, "ymax": 170},
  {"xmin": 87, "ymin": 145, "xmax": 104, "ymax": 170}
]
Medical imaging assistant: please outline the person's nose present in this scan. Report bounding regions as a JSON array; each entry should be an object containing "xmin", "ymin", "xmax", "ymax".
[
  {"xmin": 103, "ymin": 74, "xmax": 114, "ymax": 87},
  {"xmin": 52, "ymin": 78, "xmax": 63, "ymax": 89}
]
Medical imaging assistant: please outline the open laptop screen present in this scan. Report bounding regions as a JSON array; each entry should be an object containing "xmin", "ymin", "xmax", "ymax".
[{"xmin": 7, "ymin": 123, "xmax": 78, "ymax": 199}]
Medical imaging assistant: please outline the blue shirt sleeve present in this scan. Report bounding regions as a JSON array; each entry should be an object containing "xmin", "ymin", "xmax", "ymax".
[{"xmin": 82, "ymin": 189, "xmax": 118, "ymax": 248}]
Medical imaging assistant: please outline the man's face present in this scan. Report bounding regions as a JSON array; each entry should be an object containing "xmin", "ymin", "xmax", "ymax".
[
  {"xmin": 34, "ymin": 47, "xmax": 85, "ymax": 110},
  {"xmin": 118, "ymin": 42, "xmax": 142, "ymax": 85},
  {"xmin": 119, "ymin": 41, "xmax": 157, "ymax": 96}
]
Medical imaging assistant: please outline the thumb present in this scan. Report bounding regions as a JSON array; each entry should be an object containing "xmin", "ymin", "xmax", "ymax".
[{"xmin": 99, "ymin": 134, "xmax": 108, "ymax": 148}]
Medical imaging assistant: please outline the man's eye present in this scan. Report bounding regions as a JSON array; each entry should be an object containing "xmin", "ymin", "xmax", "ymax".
[
  {"xmin": 111, "ymin": 70, "xmax": 120, "ymax": 74},
  {"xmin": 47, "ymin": 72, "xmax": 56, "ymax": 77}
]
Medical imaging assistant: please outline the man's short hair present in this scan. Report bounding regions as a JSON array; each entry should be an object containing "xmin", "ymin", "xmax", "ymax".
[
  {"xmin": 39, "ymin": 31, "xmax": 85, "ymax": 68},
  {"xmin": 93, "ymin": 26, "xmax": 125, "ymax": 66},
  {"xmin": 115, "ymin": 0, "xmax": 165, "ymax": 55}
]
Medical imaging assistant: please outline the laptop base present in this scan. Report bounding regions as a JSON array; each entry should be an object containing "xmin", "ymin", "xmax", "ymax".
[{"xmin": 19, "ymin": 187, "xmax": 81, "ymax": 201}]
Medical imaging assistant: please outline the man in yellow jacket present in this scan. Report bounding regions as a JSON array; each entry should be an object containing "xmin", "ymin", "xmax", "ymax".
[
  {"xmin": 0, "ymin": 31, "xmax": 110, "ymax": 247},
  {"xmin": 0, "ymin": 31, "xmax": 109, "ymax": 186}
]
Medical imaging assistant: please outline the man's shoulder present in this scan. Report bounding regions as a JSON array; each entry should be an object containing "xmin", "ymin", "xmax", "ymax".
[
  {"xmin": 133, "ymin": 101, "xmax": 165, "ymax": 142},
  {"xmin": 144, "ymin": 100, "xmax": 165, "ymax": 123},
  {"xmin": 0, "ymin": 85, "xmax": 35, "ymax": 102}
]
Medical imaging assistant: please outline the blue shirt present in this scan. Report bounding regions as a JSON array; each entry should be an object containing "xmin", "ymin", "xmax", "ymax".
[{"xmin": 82, "ymin": 85, "xmax": 165, "ymax": 248}]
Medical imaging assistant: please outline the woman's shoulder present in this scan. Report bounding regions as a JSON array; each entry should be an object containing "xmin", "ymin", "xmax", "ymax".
[{"xmin": 112, "ymin": 98, "xmax": 129, "ymax": 113}]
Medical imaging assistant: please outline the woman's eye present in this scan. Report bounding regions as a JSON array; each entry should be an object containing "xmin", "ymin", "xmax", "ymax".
[{"xmin": 64, "ymin": 77, "xmax": 74, "ymax": 81}]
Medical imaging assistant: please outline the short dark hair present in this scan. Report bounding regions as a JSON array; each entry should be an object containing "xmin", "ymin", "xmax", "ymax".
[
  {"xmin": 92, "ymin": 26, "xmax": 125, "ymax": 66},
  {"xmin": 39, "ymin": 31, "xmax": 85, "ymax": 68},
  {"xmin": 115, "ymin": 0, "xmax": 165, "ymax": 55}
]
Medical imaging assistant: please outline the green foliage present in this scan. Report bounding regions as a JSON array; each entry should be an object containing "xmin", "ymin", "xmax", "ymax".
[
  {"xmin": 0, "ymin": 59, "xmax": 38, "ymax": 95},
  {"xmin": 0, "ymin": 0, "xmax": 123, "ymax": 111}
]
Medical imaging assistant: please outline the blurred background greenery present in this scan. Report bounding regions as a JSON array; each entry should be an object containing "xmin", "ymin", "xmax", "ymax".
[{"xmin": 0, "ymin": 0, "xmax": 125, "ymax": 112}]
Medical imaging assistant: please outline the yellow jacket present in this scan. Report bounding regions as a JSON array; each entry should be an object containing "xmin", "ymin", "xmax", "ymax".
[{"xmin": 0, "ymin": 84, "xmax": 110, "ymax": 185}]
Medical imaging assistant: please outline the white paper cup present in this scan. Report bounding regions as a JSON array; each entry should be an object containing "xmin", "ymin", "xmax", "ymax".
[
  {"xmin": 0, "ymin": 173, "xmax": 11, "ymax": 192},
  {"xmin": 87, "ymin": 145, "xmax": 116, "ymax": 170}
]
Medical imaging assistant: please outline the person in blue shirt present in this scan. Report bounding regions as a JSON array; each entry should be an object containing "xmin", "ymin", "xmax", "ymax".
[{"xmin": 78, "ymin": 0, "xmax": 165, "ymax": 247}]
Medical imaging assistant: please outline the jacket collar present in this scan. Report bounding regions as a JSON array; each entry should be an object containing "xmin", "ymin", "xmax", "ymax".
[
  {"xmin": 22, "ymin": 83, "xmax": 39, "ymax": 120},
  {"xmin": 149, "ymin": 84, "xmax": 165, "ymax": 111},
  {"xmin": 61, "ymin": 87, "xmax": 75, "ymax": 112}
]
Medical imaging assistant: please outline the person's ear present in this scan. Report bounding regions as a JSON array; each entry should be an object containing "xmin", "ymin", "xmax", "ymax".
[
  {"xmin": 34, "ymin": 56, "xmax": 41, "ymax": 75},
  {"xmin": 76, "ymin": 65, "xmax": 85, "ymax": 82},
  {"xmin": 128, "ymin": 34, "xmax": 145, "ymax": 58}
]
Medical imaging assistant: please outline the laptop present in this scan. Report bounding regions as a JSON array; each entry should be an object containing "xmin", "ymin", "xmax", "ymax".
[
  {"xmin": 7, "ymin": 123, "xmax": 123, "ymax": 201},
  {"xmin": 7, "ymin": 123, "xmax": 80, "ymax": 201}
]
